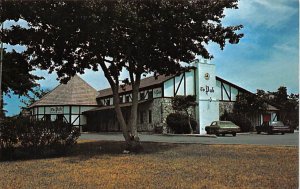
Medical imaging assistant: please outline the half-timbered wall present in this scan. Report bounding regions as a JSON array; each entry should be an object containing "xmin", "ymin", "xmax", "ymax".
[
  {"xmin": 163, "ymin": 71, "xmax": 195, "ymax": 97},
  {"xmin": 99, "ymin": 88, "xmax": 163, "ymax": 106},
  {"xmin": 31, "ymin": 105, "xmax": 96, "ymax": 131},
  {"xmin": 216, "ymin": 80, "xmax": 242, "ymax": 102}
]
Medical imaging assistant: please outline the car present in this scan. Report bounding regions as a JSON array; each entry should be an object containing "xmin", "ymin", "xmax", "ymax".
[
  {"xmin": 205, "ymin": 121, "xmax": 240, "ymax": 136},
  {"xmin": 255, "ymin": 121, "xmax": 290, "ymax": 135}
]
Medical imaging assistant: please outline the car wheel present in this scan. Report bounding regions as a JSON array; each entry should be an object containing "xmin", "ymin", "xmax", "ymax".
[
  {"xmin": 232, "ymin": 133, "xmax": 236, "ymax": 136},
  {"xmin": 222, "ymin": 133, "xmax": 225, "ymax": 136},
  {"xmin": 281, "ymin": 132, "xmax": 285, "ymax": 135},
  {"xmin": 257, "ymin": 131, "xmax": 261, "ymax": 134},
  {"xmin": 216, "ymin": 133, "xmax": 220, "ymax": 136}
]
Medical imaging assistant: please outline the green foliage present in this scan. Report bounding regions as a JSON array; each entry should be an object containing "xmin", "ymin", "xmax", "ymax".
[
  {"xmin": 171, "ymin": 95, "xmax": 197, "ymax": 133},
  {"xmin": 2, "ymin": 50, "xmax": 43, "ymax": 97},
  {"xmin": 2, "ymin": 0, "xmax": 243, "ymax": 144},
  {"xmin": 0, "ymin": 118, "xmax": 19, "ymax": 159},
  {"xmin": 270, "ymin": 87, "xmax": 299, "ymax": 127},
  {"xmin": 220, "ymin": 111, "xmax": 253, "ymax": 132},
  {"xmin": 166, "ymin": 113, "xmax": 197, "ymax": 134},
  {"xmin": 234, "ymin": 86, "xmax": 299, "ymax": 129},
  {"xmin": 20, "ymin": 88, "xmax": 49, "ymax": 108},
  {"xmin": 172, "ymin": 95, "xmax": 197, "ymax": 112},
  {"xmin": 2, "ymin": 1, "xmax": 243, "ymax": 81},
  {"xmin": 0, "ymin": 117, "xmax": 80, "ymax": 160},
  {"xmin": 234, "ymin": 91, "xmax": 268, "ymax": 115}
]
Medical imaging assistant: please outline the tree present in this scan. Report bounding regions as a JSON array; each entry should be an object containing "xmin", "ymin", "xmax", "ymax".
[
  {"xmin": 171, "ymin": 95, "xmax": 197, "ymax": 133},
  {"xmin": 270, "ymin": 86, "xmax": 299, "ymax": 127},
  {"xmin": 2, "ymin": 0, "xmax": 243, "ymax": 151},
  {"xmin": 20, "ymin": 87, "xmax": 49, "ymax": 109},
  {"xmin": 234, "ymin": 90, "xmax": 268, "ymax": 116},
  {"xmin": 2, "ymin": 50, "xmax": 43, "ymax": 97},
  {"xmin": 234, "ymin": 86, "xmax": 299, "ymax": 129},
  {"xmin": 0, "ymin": 49, "xmax": 43, "ymax": 117}
]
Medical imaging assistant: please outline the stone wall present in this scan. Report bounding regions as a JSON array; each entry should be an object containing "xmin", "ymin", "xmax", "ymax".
[{"xmin": 219, "ymin": 101, "xmax": 235, "ymax": 117}]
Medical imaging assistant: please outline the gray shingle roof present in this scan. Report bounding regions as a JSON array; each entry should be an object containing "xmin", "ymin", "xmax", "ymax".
[{"xmin": 30, "ymin": 75, "xmax": 98, "ymax": 107}]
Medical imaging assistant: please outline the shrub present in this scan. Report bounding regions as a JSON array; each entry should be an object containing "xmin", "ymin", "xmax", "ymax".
[
  {"xmin": 0, "ymin": 118, "xmax": 19, "ymax": 159},
  {"xmin": 0, "ymin": 117, "xmax": 80, "ymax": 159},
  {"xmin": 166, "ymin": 113, "xmax": 197, "ymax": 134},
  {"xmin": 220, "ymin": 112, "xmax": 253, "ymax": 132}
]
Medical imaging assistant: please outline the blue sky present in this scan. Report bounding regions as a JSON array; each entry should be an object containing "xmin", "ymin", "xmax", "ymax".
[{"xmin": 3, "ymin": 0, "xmax": 299, "ymax": 116}]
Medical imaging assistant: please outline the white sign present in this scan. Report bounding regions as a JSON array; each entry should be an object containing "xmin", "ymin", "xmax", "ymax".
[
  {"xmin": 50, "ymin": 107, "xmax": 63, "ymax": 114},
  {"xmin": 200, "ymin": 85, "xmax": 215, "ymax": 95}
]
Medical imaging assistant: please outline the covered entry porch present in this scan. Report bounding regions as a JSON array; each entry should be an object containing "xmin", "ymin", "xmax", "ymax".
[{"xmin": 83, "ymin": 100, "xmax": 155, "ymax": 132}]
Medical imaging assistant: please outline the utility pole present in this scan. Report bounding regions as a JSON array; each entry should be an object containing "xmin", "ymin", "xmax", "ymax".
[{"xmin": 0, "ymin": 23, "xmax": 3, "ymax": 118}]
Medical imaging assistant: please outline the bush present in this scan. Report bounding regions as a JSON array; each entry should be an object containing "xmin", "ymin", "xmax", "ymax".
[
  {"xmin": 0, "ymin": 117, "xmax": 80, "ymax": 160},
  {"xmin": 166, "ymin": 113, "xmax": 197, "ymax": 134},
  {"xmin": 220, "ymin": 112, "xmax": 253, "ymax": 132},
  {"xmin": 0, "ymin": 118, "xmax": 19, "ymax": 159}
]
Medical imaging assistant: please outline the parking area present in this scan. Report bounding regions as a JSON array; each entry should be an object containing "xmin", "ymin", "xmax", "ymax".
[{"xmin": 80, "ymin": 132, "xmax": 299, "ymax": 146}]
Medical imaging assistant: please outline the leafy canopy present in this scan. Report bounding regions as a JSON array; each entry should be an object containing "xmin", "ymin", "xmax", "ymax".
[
  {"xmin": 2, "ymin": 50, "xmax": 43, "ymax": 97},
  {"xmin": 2, "ymin": 0, "xmax": 243, "ymax": 83}
]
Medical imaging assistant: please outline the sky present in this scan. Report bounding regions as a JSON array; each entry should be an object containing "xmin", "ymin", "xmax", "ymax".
[{"xmin": 3, "ymin": 0, "xmax": 299, "ymax": 116}]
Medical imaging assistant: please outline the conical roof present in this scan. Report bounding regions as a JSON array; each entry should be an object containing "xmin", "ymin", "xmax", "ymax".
[{"xmin": 30, "ymin": 75, "xmax": 98, "ymax": 107}]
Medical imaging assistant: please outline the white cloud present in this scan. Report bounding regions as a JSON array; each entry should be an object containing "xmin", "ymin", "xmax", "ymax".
[
  {"xmin": 212, "ymin": 34, "xmax": 299, "ymax": 94},
  {"xmin": 224, "ymin": 0, "xmax": 298, "ymax": 28}
]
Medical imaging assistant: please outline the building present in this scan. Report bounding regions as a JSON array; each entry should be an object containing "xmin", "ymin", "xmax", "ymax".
[
  {"xmin": 29, "ymin": 75, "xmax": 99, "ymax": 132},
  {"xmin": 29, "ymin": 60, "xmax": 278, "ymax": 134}
]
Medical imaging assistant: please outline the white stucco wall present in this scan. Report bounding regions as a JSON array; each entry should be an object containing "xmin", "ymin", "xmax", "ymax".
[{"xmin": 194, "ymin": 60, "xmax": 219, "ymax": 135}]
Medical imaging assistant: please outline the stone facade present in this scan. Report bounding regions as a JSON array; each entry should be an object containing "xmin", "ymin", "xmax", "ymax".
[{"xmin": 219, "ymin": 101, "xmax": 235, "ymax": 116}]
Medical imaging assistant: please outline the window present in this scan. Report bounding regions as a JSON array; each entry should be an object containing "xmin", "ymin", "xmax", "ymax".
[
  {"xmin": 119, "ymin": 96, "xmax": 123, "ymax": 103},
  {"xmin": 57, "ymin": 114, "xmax": 64, "ymax": 122},
  {"xmin": 149, "ymin": 110, "xmax": 152, "ymax": 123},
  {"xmin": 148, "ymin": 90, "xmax": 153, "ymax": 99},
  {"xmin": 125, "ymin": 95, "xmax": 130, "ymax": 103},
  {"xmin": 140, "ymin": 111, "xmax": 145, "ymax": 124},
  {"xmin": 45, "ymin": 114, "xmax": 51, "ymax": 122},
  {"xmin": 106, "ymin": 99, "xmax": 110, "ymax": 106},
  {"xmin": 140, "ymin": 92, "xmax": 145, "ymax": 100}
]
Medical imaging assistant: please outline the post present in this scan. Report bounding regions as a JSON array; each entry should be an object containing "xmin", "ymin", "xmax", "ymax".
[{"xmin": 0, "ymin": 23, "xmax": 3, "ymax": 117}]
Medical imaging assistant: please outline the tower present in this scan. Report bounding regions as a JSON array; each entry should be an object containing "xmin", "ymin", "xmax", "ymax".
[{"xmin": 194, "ymin": 59, "xmax": 219, "ymax": 135}]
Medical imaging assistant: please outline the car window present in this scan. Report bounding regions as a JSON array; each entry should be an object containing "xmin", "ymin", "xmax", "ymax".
[
  {"xmin": 271, "ymin": 121, "xmax": 284, "ymax": 126},
  {"xmin": 219, "ymin": 121, "xmax": 237, "ymax": 128},
  {"xmin": 211, "ymin": 122, "xmax": 216, "ymax": 126}
]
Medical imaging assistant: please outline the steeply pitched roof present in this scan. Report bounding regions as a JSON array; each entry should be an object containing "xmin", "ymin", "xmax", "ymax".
[
  {"xmin": 30, "ymin": 75, "xmax": 98, "ymax": 107},
  {"xmin": 216, "ymin": 76, "xmax": 252, "ymax": 94},
  {"xmin": 97, "ymin": 75, "xmax": 173, "ymax": 98},
  {"xmin": 266, "ymin": 104, "xmax": 279, "ymax": 111}
]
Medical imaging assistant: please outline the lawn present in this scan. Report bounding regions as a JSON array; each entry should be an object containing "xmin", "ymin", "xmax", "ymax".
[{"xmin": 0, "ymin": 141, "xmax": 298, "ymax": 189}]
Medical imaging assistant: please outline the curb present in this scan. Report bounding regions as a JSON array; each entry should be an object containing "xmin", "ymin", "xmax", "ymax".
[{"xmin": 161, "ymin": 133, "xmax": 217, "ymax": 138}]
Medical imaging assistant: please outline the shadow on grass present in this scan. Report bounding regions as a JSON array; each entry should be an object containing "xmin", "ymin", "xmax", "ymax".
[{"xmin": 0, "ymin": 140, "xmax": 179, "ymax": 162}]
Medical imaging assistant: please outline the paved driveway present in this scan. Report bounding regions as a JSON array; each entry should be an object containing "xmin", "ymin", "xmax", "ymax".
[{"xmin": 80, "ymin": 132, "xmax": 299, "ymax": 146}]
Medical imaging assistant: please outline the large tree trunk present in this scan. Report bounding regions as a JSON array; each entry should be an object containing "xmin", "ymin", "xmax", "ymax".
[
  {"xmin": 127, "ymin": 73, "xmax": 142, "ymax": 152},
  {"xmin": 100, "ymin": 61, "xmax": 142, "ymax": 152},
  {"xmin": 111, "ymin": 87, "xmax": 131, "ymax": 144},
  {"xmin": 99, "ymin": 61, "xmax": 138, "ymax": 152}
]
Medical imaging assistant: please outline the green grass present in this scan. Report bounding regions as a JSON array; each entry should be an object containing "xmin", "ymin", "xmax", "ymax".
[{"xmin": 0, "ymin": 141, "xmax": 298, "ymax": 189}]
